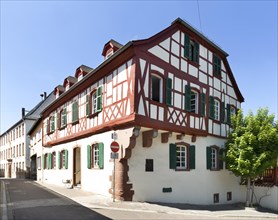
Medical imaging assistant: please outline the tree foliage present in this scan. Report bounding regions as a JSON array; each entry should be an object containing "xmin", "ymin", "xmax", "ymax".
[{"xmin": 226, "ymin": 108, "xmax": 278, "ymax": 178}]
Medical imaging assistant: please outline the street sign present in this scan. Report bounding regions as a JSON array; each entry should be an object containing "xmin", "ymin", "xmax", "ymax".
[
  {"xmin": 110, "ymin": 141, "xmax": 120, "ymax": 153},
  {"xmin": 111, "ymin": 152, "xmax": 118, "ymax": 159}
]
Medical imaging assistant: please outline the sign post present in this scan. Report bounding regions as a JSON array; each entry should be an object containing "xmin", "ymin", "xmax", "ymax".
[{"xmin": 110, "ymin": 141, "xmax": 119, "ymax": 202}]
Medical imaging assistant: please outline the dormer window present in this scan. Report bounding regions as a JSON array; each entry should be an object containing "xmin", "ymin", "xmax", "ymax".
[
  {"xmin": 63, "ymin": 76, "xmax": 77, "ymax": 92},
  {"xmin": 102, "ymin": 39, "xmax": 123, "ymax": 60},
  {"xmin": 75, "ymin": 65, "xmax": 93, "ymax": 81}
]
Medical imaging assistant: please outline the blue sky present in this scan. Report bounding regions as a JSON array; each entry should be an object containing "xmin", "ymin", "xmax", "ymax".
[{"xmin": 0, "ymin": 1, "xmax": 277, "ymax": 133}]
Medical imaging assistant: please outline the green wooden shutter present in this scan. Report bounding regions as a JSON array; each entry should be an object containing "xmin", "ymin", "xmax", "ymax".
[
  {"xmin": 184, "ymin": 85, "xmax": 191, "ymax": 111},
  {"xmin": 46, "ymin": 119, "xmax": 49, "ymax": 134},
  {"xmin": 98, "ymin": 143, "xmax": 104, "ymax": 169},
  {"xmin": 219, "ymin": 148, "xmax": 224, "ymax": 170},
  {"xmin": 166, "ymin": 78, "xmax": 172, "ymax": 106},
  {"xmin": 227, "ymin": 104, "xmax": 231, "ymax": 124},
  {"xmin": 193, "ymin": 42, "xmax": 199, "ymax": 63},
  {"xmin": 86, "ymin": 95, "xmax": 90, "ymax": 116},
  {"xmin": 57, "ymin": 112, "xmax": 61, "ymax": 129},
  {"xmin": 209, "ymin": 96, "xmax": 215, "ymax": 119},
  {"xmin": 169, "ymin": 144, "xmax": 176, "ymax": 169},
  {"xmin": 63, "ymin": 108, "xmax": 67, "ymax": 125},
  {"xmin": 184, "ymin": 34, "xmax": 190, "ymax": 58},
  {"xmin": 189, "ymin": 145, "xmax": 195, "ymax": 169},
  {"xmin": 65, "ymin": 150, "xmax": 68, "ymax": 169},
  {"xmin": 72, "ymin": 102, "xmax": 78, "ymax": 122},
  {"xmin": 201, "ymin": 93, "xmax": 206, "ymax": 116},
  {"xmin": 96, "ymin": 86, "xmax": 103, "ymax": 112},
  {"xmin": 87, "ymin": 145, "xmax": 91, "ymax": 169},
  {"xmin": 48, "ymin": 153, "xmax": 52, "ymax": 169},
  {"xmin": 206, "ymin": 146, "xmax": 212, "ymax": 169},
  {"xmin": 57, "ymin": 151, "xmax": 61, "ymax": 169},
  {"xmin": 42, "ymin": 154, "xmax": 45, "ymax": 169},
  {"xmin": 221, "ymin": 102, "xmax": 225, "ymax": 123},
  {"xmin": 51, "ymin": 115, "xmax": 55, "ymax": 131}
]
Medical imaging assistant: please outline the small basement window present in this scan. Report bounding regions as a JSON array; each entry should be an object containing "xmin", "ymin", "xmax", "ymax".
[{"xmin": 145, "ymin": 159, "xmax": 154, "ymax": 172}]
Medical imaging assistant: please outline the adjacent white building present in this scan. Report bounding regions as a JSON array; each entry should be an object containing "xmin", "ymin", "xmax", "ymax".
[{"xmin": 0, "ymin": 92, "xmax": 55, "ymax": 178}]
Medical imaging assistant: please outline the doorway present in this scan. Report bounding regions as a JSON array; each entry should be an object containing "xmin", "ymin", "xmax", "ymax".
[{"xmin": 73, "ymin": 147, "xmax": 81, "ymax": 187}]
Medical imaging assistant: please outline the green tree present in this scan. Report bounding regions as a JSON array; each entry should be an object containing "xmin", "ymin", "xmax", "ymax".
[{"xmin": 225, "ymin": 108, "xmax": 278, "ymax": 207}]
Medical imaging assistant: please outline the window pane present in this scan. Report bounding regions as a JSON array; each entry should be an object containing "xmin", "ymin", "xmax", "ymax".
[{"xmin": 151, "ymin": 75, "xmax": 161, "ymax": 102}]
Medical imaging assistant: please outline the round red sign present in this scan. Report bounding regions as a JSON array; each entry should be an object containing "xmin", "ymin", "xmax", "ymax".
[{"xmin": 110, "ymin": 141, "xmax": 120, "ymax": 153}]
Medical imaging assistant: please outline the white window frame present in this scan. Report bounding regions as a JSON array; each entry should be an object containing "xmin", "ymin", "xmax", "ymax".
[
  {"xmin": 176, "ymin": 145, "xmax": 188, "ymax": 169},
  {"xmin": 91, "ymin": 91, "xmax": 98, "ymax": 114},
  {"xmin": 214, "ymin": 100, "xmax": 220, "ymax": 121},
  {"xmin": 211, "ymin": 147, "xmax": 218, "ymax": 169},
  {"xmin": 190, "ymin": 90, "xmax": 198, "ymax": 113},
  {"xmin": 93, "ymin": 144, "xmax": 99, "ymax": 168}
]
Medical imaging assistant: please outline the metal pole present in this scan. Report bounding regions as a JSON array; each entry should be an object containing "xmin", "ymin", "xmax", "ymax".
[{"xmin": 113, "ymin": 157, "xmax": 115, "ymax": 202}]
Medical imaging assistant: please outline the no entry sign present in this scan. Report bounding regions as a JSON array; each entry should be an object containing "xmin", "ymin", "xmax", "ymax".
[{"xmin": 110, "ymin": 141, "xmax": 120, "ymax": 153}]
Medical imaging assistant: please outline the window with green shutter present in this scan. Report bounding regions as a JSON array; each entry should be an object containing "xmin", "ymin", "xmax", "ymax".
[
  {"xmin": 207, "ymin": 146, "xmax": 221, "ymax": 170},
  {"xmin": 166, "ymin": 78, "xmax": 172, "ymax": 106},
  {"xmin": 72, "ymin": 101, "xmax": 79, "ymax": 123},
  {"xmin": 50, "ymin": 115, "xmax": 55, "ymax": 132},
  {"xmin": 65, "ymin": 150, "xmax": 68, "ymax": 169},
  {"xmin": 184, "ymin": 33, "xmax": 199, "ymax": 64},
  {"xmin": 57, "ymin": 151, "xmax": 61, "ymax": 169},
  {"xmin": 169, "ymin": 144, "xmax": 195, "ymax": 170},
  {"xmin": 48, "ymin": 153, "xmax": 52, "ymax": 169},
  {"xmin": 213, "ymin": 54, "xmax": 221, "ymax": 76}
]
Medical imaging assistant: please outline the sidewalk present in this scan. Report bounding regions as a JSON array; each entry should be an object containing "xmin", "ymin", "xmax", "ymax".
[{"xmin": 36, "ymin": 181, "xmax": 278, "ymax": 219}]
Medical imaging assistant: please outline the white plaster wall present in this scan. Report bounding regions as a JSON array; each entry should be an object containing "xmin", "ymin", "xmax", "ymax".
[
  {"xmin": 40, "ymin": 130, "xmax": 115, "ymax": 197},
  {"xmin": 239, "ymin": 186, "xmax": 278, "ymax": 211},
  {"xmin": 128, "ymin": 133, "xmax": 242, "ymax": 204}
]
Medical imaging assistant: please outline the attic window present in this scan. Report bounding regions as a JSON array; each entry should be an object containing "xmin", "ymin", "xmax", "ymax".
[{"xmin": 105, "ymin": 51, "xmax": 113, "ymax": 60}]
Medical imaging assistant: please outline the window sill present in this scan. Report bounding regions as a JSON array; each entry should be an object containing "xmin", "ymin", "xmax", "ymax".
[
  {"xmin": 58, "ymin": 125, "xmax": 67, "ymax": 130},
  {"xmin": 71, "ymin": 120, "xmax": 79, "ymax": 125},
  {"xmin": 175, "ymin": 168, "xmax": 190, "ymax": 171},
  {"xmin": 187, "ymin": 59, "xmax": 200, "ymax": 68},
  {"xmin": 210, "ymin": 168, "xmax": 220, "ymax": 171},
  {"xmin": 213, "ymin": 73, "xmax": 222, "ymax": 80},
  {"xmin": 87, "ymin": 112, "xmax": 100, "ymax": 119},
  {"xmin": 149, "ymin": 99, "xmax": 165, "ymax": 107}
]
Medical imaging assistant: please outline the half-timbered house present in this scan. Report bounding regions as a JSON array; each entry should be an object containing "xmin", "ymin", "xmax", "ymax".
[{"xmin": 40, "ymin": 18, "xmax": 246, "ymax": 205}]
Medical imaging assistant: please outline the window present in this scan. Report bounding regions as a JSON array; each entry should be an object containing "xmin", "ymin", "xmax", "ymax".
[
  {"xmin": 145, "ymin": 159, "xmax": 154, "ymax": 172},
  {"xmin": 206, "ymin": 146, "xmax": 224, "ymax": 170},
  {"xmin": 184, "ymin": 33, "xmax": 199, "ymax": 63},
  {"xmin": 176, "ymin": 145, "xmax": 187, "ymax": 169},
  {"xmin": 169, "ymin": 144, "xmax": 195, "ymax": 170},
  {"xmin": 59, "ymin": 150, "xmax": 68, "ymax": 169},
  {"xmin": 37, "ymin": 156, "xmax": 41, "ymax": 170},
  {"xmin": 185, "ymin": 85, "xmax": 203, "ymax": 114},
  {"xmin": 213, "ymin": 54, "xmax": 221, "ymax": 76},
  {"xmin": 50, "ymin": 115, "xmax": 55, "ymax": 132},
  {"xmin": 72, "ymin": 101, "xmax": 79, "ymax": 123},
  {"xmin": 166, "ymin": 78, "xmax": 172, "ymax": 106},
  {"xmin": 209, "ymin": 96, "xmax": 220, "ymax": 121},
  {"xmin": 86, "ymin": 86, "xmax": 103, "ymax": 117},
  {"xmin": 91, "ymin": 91, "xmax": 98, "ymax": 114},
  {"xmin": 214, "ymin": 99, "xmax": 220, "ymax": 121},
  {"xmin": 213, "ymin": 193, "xmax": 219, "ymax": 203},
  {"xmin": 87, "ymin": 143, "xmax": 104, "ymax": 169},
  {"xmin": 59, "ymin": 108, "xmax": 67, "ymax": 128},
  {"xmin": 227, "ymin": 192, "xmax": 232, "ymax": 201},
  {"xmin": 190, "ymin": 90, "xmax": 198, "ymax": 114},
  {"xmin": 52, "ymin": 152, "xmax": 56, "ymax": 169},
  {"xmin": 43, "ymin": 154, "xmax": 48, "ymax": 169},
  {"xmin": 151, "ymin": 75, "xmax": 162, "ymax": 103}
]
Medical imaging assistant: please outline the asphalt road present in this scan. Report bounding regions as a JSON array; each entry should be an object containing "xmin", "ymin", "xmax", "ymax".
[{"xmin": 1, "ymin": 179, "xmax": 110, "ymax": 220}]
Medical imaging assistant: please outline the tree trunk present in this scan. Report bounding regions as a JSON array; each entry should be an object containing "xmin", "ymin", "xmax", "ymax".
[
  {"xmin": 250, "ymin": 180, "xmax": 255, "ymax": 207},
  {"xmin": 246, "ymin": 177, "xmax": 251, "ymax": 207}
]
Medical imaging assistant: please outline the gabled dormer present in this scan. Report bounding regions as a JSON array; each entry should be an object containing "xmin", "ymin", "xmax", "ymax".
[
  {"xmin": 54, "ymin": 85, "xmax": 65, "ymax": 99},
  {"xmin": 63, "ymin": 76, "xmax": 77, "ymax": 91},
  {"xmin": 102, "ymin": 39, "xmax": 123, "ymax": 60},
  {"xmin": 75, "ymin": 65, "xmax": 93, "ymax": 81}
]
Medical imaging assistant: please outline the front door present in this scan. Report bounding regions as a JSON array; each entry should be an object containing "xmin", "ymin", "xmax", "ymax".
[
  {"xmin": 8, "ymin": 163, "xmax": 11, "ymax": 178},
  {"xmin": 73, "ymin": 147, "xmax": 81, "ymax": 186}
]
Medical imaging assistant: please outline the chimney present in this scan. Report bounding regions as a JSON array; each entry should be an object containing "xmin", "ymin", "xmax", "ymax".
[
  {"xmin": 44, "ymin": 92, "xmax": 47, "ymax": 100},
  {"xmin": 22, "ymin": 108, "xmax": 25, "ymax": 118}
]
